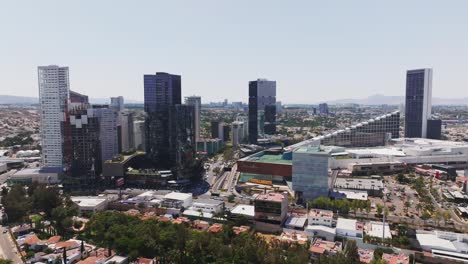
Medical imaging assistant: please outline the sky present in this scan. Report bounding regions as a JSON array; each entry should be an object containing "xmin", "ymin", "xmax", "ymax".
[{"xmin": 0, "ymin": 1, "xmax": 467, "ymax": 104}]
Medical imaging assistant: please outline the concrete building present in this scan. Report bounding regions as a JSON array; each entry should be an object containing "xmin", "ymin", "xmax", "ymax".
[
  {"xmin": 8, "ymin": 167, "xmax": 60, "ymax": 185},
  {"xmin": 305, "ymin": 225, "xmax": 336, "ymax": 242},
  {"xmin": 405, "ymin": 68, "xmax": 433, "ymax": 138},
  {"xmin": 163, "ymin": 192, "xmax": 193, "ymax": 208},
  {"xmin": 71, "ymin": 196, "xmax": 109, "ymax": 214},
  {"xmin": 196, "ymin": 138, "xmax": 223, "ymax": 155},
  {"xmin": 292, "ymin": 146, "xmax": 330, "ymax": 202},
  {"xmin": 254, "ymin": 192, "xmax": 288, "ymax": 233},
  {"xmin": 416, "ymin": 230, "xmax": 468, "ymax": 263},
  {"xmin": 185, "ymin": 96, "xmax": 201, "ymax": 141},
  {"xmin": 308, "ymin": 209, "xmax": 334, "ymax": 227},
  {"xmin": 365, "ymin": 221, "xmax": 392, "ymax": 239},
  {"xmin": 336, "ymin": 218, "xmax": 364, "ymax": 239},
  {"xmin": 232, "ymin": 121, "xmax": 246, "ymax": 146},
  {"xmin": 190, "ymin": 199, "xmax": 224, "ymax": 213},
  {"xmin": 92, "ymin": 105, "xmax": 119, "ymax": 163},
  {"xmin": 38, "ymin": 65, "xmax": 70, "ymax": 167},
  {"xmin": 110, "ymin": 96, "xmax": 124, "ymax": 111},
  {"xmin": 248, "ymin": 79, "xmax": 276, "ymax": 144}
]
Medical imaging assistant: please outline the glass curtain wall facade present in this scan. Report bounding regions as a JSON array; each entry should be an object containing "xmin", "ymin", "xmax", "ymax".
[
  {"xmin": 292, "ymin": 147, "xmax": 330, "ymax": 203},
  {"xmin": 405, "ymin": 69, "xmax": 432, "ymax": 138},
  {"xmin": 248, "ymin": 79, "xmax": 276, "ymax": 144},
  {"xmin": 320, "ymin": 111, "xmax": 400, "ymax": 147}
]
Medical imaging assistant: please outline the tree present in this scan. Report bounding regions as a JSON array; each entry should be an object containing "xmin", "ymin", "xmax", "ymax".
[
  {"xmin": 376, "ymin": 204, "xmax": 384, "ymax": 216},
  {"xmin": 227, "ymin": 194, "xmax": 235, "ymax": 203},
  {"xmin": 0, "ymin": 259, "xmax": 12, "ymax": 264},
  {"xmin": 345, "ymin": 240, "xmax": 360, "ymax": 264},
  {"xmin": 2, "ymin": 185, "xmax": 31, "ymax": 222}
]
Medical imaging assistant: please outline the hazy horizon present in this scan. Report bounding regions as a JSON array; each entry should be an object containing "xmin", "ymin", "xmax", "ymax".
[{"xmin": 1, "ymin": 1, "xmax": 467, "ymax": 103}]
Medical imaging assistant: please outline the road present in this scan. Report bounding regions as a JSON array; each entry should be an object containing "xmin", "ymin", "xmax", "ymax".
[
  {"xmin": 0, "ymin": 226, "xmax": 23, "ymax": 263},
  {"xmin": 0, "ymin": 170, "xmax": 16, "ymax": 185}
]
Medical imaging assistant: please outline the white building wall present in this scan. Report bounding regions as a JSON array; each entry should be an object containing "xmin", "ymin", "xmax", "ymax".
[{"xmin": 38, "ymin": 65, "xmax": 69, "ymax": 167}]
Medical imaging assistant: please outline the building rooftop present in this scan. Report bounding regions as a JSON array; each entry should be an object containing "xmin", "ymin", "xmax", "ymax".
[
  {"xmin": 71, "ymin": 196, "xmax": 107, "ymax": 208},
  {"xmin": 309, "ymin": 209, "xmax": 333, "ymax": 218},
  {"xmin": 366, "ymin": 221, "xmax": 392, "ymax": 239},
  {"xmin": 336, "ymin": 218, "xmax": 364, "ymax": 232},
  {"xmin": 309, "ymin": 239, "xmax": 342, "ymax": 255},
  {"xmin": 358, "ymin": 248, "xmax": 374, "ymax": 264},
  {"xmin": 382, "ymin": 253, "xmax": 409, "ymax": 264},
  {"xmin": 334, "ymin": 177, "xmax": 384, "ymax": 190},
  {"xmin": 230, "ymin": 204, "xmax": 255, "ymax": 217},
  {"xmin": 193, "ymin": 199, "xmax": 224, "ymax": 206},
  {"xmin": 285, "ymin": 216, "xmax": 307, "ymax": 228},
  {"xmin": 254, "ymin": 192, "xmax": 287, "ymax": 202},
  {"xmin": 164, "ymin": 192, "xmax": 192, "ymax": 201}
]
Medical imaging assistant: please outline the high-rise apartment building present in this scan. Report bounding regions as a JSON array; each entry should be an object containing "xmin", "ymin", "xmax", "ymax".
[
  {"xmin": 405, "ymin": 68, "xmax": 432, "ymax": 138},
  {"xmin": 144, "ymin": 72, "xmax": 184, "ymax": 168},
  {"xmin": 173, "ymin": 104, "xmax": 196, "ymax": 168},
  {"xmin": 38, "ymin": 65, "xmax": 70, "ymax": 167},
  {"xmin": 110, "ymin": 96, "xmax": 124, "ymax": 111},
  {"xmin": 232, "ymin": 121, "xmax": 246, "ymax": 146},
  {"xmin": 248, "ymin": 79, "xmax": 276, "ymax": 144},
  {"xmin": 93, "ymin": 105, "xmax": 119, "ymax": 163},
  {"xmin": 185, "ymin": 96, "xmax": 201, "ymax": 141}
]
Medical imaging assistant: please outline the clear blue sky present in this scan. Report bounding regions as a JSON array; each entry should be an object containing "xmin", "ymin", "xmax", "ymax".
[{"xmin": 1, "ymin": 1, "xmax": 467, "ymax": 103}]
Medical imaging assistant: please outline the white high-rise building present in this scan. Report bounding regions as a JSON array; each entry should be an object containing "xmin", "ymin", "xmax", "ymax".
[
  {"xmin": 38, "ymin": 65, "xmax": 70, "ymax": 167},
  {"xmin": 133, "ymin": 120, "xmax": 145, "ymax": 151},
  {"xmin": 185, "ymin": 96, "xmax": 201, "ymax": 141},
  {"xmin": 110, "ymin": 96, "xmax": 124, "ymax": 111}
]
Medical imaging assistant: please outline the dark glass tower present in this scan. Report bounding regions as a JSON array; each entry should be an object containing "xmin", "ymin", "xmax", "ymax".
[
  {"xmin": 405, "ymin": 69, "xmax": 432, "ymax": 138},
  {"xmin": 144, "ymin": 72, "xmax": 194, "ymax": 169},
  {"xmin": 248, "ymin": 79, "xmax": 276, "ymax": 144}
]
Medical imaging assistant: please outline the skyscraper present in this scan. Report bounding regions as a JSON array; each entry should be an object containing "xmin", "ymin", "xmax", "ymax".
[
  {"xmin": 38, "ymin": 65, "xmax": 70, "ymax": 167},
  {"xmin": 133, "ymin": 120, "xmax": 146, "ymax": 151},
  {"xmin": 144, "ymin": 72, "xmax": 182, "ymax": 168},
  {"xmin": 173, "ymin": 104, "xmax": 195, "ymax": 168},
  {"xmin": 93, "ymin": 105, "xmax": 119, "ymax": 163},
  {"xmin": 110, "ymin": 96, "xmax": 124, "ymax": 111},
  {"xmin": 405, "ymin": 68, "xmax": 432, "ymax": 138},
  {"xmin": 118, "ymin": 111, "xmax": 135, "ymax": 152},
  {"xmin": 185, "ymin": 96, "xmax": 201, "ymax": 141},
  {"xmin": 248, "ymin": 79, "xmax": 276, "ymax": 144}
]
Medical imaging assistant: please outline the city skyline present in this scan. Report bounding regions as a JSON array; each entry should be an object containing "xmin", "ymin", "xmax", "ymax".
[{"xmin": 1, "ymin": 1, "xmax": 468, "ymax": 103}]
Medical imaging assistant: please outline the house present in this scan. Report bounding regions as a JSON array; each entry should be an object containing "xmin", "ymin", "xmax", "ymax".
[
  {"xmin": 358, "ymin": 248, "xmax": 374, "ymax": 264},
  {"xmin": 308, "ymin": 209, "xmax": 334, "ymax": 227},
  {"xmin": 279, "ymin": 231, "xmax": 309, "ymax": 245},
  {"xmin": 71, "ymin": 196, "xmax": 109, "ymax": 214},
  {"xmin": 305, "ymin": 225, "xmax": 336, "ymax": 242},
  {"xmin": 104, "ymin": 255, "xmax": 128, "ymax": 264},
  {"xmin": 382, "ymin": 253, "xmax": 410, "ymax": 264},
  {"xmin": 233, "ymin": 226, "xmax": 251, "ymax": 235},
  {"xmin": 365, "ymin": 221, "xmax": 392, "ymax": 239},
  {"xmin": 192, "ymin": 220, "xmax": 209, "ymax": 232},
  {"xmin": 309, "ymin": 239, "xmax": 342, "ymax": 260},
  {"xmin": 336, "ymin": 218, "xmax": 364, "ymax": 239},
  {"xmin": 208, "ymin": 223, "xmax": 224, "ymax": 233},
  {"xmin": 284, "ymin": 216, "xmax": 308, "ymax": 230}
]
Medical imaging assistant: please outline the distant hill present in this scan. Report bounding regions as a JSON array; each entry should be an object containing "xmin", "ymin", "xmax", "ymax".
[
  {"xmin": 0, "ymin": 95, "xmax": 143, "ymax": 105},
  {"xmin": 327, "ymin": 94, "xmax": 468, "ymax": 106},
  {"xmin": 0, "ymin": 95, "xmax": 38, "ymax": 104}
]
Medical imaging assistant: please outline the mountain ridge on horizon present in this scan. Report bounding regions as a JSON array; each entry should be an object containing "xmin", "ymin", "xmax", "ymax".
[{"xmin": 0, "ymin": 94, "xmax": 467, "ymax": 106}]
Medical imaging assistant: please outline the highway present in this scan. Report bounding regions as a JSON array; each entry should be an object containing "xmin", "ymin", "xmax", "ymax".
[{"xmin": 0, "ymin": 226, "xmax": 23, "ymax": 263}]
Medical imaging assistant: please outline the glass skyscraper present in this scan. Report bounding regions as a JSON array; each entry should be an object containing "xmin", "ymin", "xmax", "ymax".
[
  {"xmin": 405, "ymin": 68, "xmax": 432, "ymax": 138},
  {"xmin": 248, "ymin": 79, "xmax": 276, "ymax": 144}
]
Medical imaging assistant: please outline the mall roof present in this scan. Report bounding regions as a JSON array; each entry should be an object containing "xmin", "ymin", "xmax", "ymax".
[
  {"xmin": 164, "ymin": 192, "xmax": 192, "ymax": 201},
  {"xmin": 246, "ymin": 154, "xmax": 292, "ymax": 164}
]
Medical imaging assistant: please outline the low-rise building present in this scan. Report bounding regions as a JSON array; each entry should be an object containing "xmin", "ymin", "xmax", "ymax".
[
  {"xmin": 190, "ymin": 199, "xmax": 224, "ymax": 213},
  {"xmin": 308, "ymin": 209, "xmax": 334, "ymax": 227},
  {"xmin": 309, "ymin": 239, "xmax": 343, "ymax": 260},
  {"xmin": 365, "ymin": 221, "xmax": 392, "ymax": 239},
  {"xmin": 254, "ymin": 192, "xmax": 289, "ymax": 233},
  {"xmin": 382, "ymin": 253, "xmax": 410, "ymax": 264},
  {"xmin": 358, "ymin": 248, "xmax": 374, "ymax": 264},
  {"xmin": 305, "ymin": 225, "xmax": 336, "ymax": 242},
  {"xmin": 8, "ymin": 167, "xmax": 61, "ymax": 185},
  {"xmin": 71, "ymin": 196, "xmax": 109, "ymax": 214},
  {"xmin": 162, "ymin": 192, "xmax": 193, "ymax": 208},
  {"xmin": 284, "ymin": 216, "xmax": 308, "ymax": 230},
  {"xmin": 336, "ymin": 218, "xmax": 364, "ymax": 239}
]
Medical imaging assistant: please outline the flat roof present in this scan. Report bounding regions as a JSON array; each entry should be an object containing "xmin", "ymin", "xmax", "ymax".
[
  {"xmin": 366, "ymin": 221, "xmax": 392, "ymax": 239},
  {"xmin": 71, "ymin": 196, "xmax": 107, "ymax": 207},
  {"xmin": 285, "ymin": 216, "xmax": 307, "ymax": 228},
  {"xmin": 337, "ymin": 218, "xmax": 364, "ymax": 231},
  {"xmin": 416, "ymin": 233, "xmax": 458, "ymax": 251},
  {"xmin": 309, "ymin": 209, "xmax": 334, "ymax": 218},
  {"xmin": 255, "ymin": 192, "xmax": 286, "ymax": 202},
  {"xmin": 245, "ymin": 154, "xmax": 292, "ymax": 165},
  {"xmin": 230, "ymin": 204, "xmax": 255, "ymax": 217},
  {"xmin": 164, "ymin": 192, "xmax": 192, "ymax": 201},
  {"xmin": 193, "ymin": 199, "xmax": 224, "ymax": 206}
]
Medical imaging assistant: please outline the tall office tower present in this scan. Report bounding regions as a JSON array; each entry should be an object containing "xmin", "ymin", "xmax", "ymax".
[
  {"xmin": 211, "ymin": 121, "xmax": 220, "ymax": 139},
  {"xmin": 185, "ymin": 96, "xmax": 201, "ymax": 141},
  {"xmin": 118, "ymin": 112, "xmax": 135, "ymax": 152},
  {"xmin": 144, "ymin": 72, "xmax": 182, "ymax": 168},
  {"xmin": 173, "ymin": 104, "xmax": 196, "ymax": 168},
  {"xmin": 276, "ymin": 101, "xmax": 283, "ymax": 113},
  {"xmin": 318, "ymin": 103, "xmax": 329, "ymax": 115},
  {"xmin": 93, "ymin": 105, "xmax": 119, "ymax": 163},
  {"xmin": 405, "ymin": 68, "xmax": 433, "ymax": 138},
  {"xmin": 69, "ymin": 90, "xmax": 89, "ymax": 106},
  {"xmin": 133, "ymin": 120, "xmax": 146, "ymax": 151},
  {"xmin": 222, "ymin": 123, "xmax": 231, "ymax": 142},
  {"xmin": 110, "ymin": 96, "xmax": 124, "ymax": 111},
  {"xmin": 38, "ymin": 65, "xmax": 70, "ymax": 167},
  {"xmin": 248, "ymin": 79, "xmax": 276, "ymax": 144},
  {"xmin": 67, "ymin": 107, "xmax": 101, "ymax": 188}
]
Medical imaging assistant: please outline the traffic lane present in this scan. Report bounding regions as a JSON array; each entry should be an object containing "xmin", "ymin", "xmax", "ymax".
[{"xmin": 0, "ymin": 226, "xmax": 22, "ymax": 263}]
